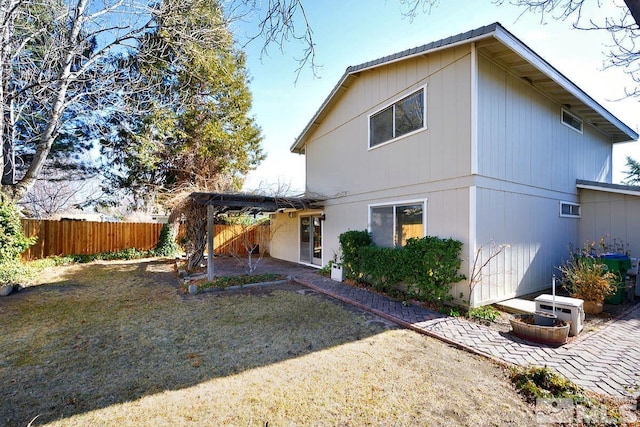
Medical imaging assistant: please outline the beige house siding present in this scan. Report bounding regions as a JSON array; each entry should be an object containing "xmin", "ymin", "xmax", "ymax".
[
  {"xmin": 269, "ymin": 213, "xmax": 299, "ymax": 263},
  {"xmin": 471, "ymin": 184, "xmax": 579, "ymax": 306},
  {"xmin": 468, "ymin": 54, "xmax": 616, "ymax": 306},
  {"xmin": 274, "ymin": 26, "xmax": 635, "ymax": 306},
  {"xmin": 306, "ymin": 45, "xmax": 473, "ymax": 198},
  {"xmin": 280, "ymin": 184, "xmax": 471, "ymax": 275},
  {"xmin": 579, "ymin": 189, "xmax": 640, "ymax": 257},
  {"xmin": 477, "ymin": 54, "xmax": 613, "ymax": 192}
]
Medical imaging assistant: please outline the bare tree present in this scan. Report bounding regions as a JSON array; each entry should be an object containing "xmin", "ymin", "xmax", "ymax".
[
  {"xmin": 402, "ymin": 0, "xmax": 640, "ymax": 96},
  {"xmin": 499, "ymin": 0, "xmax": 640, "ymax": 91},
  {"xmin": 228, "ymin": 0, "xmax": 318, "ymax": 78},
  {"xmin": 221, "ymin": 216, "xmax": 270, "ymax": 274},
  {"xmin": 19, "ymin": 175, "xmax": 103, "ymax": 218},
  {"xmin": 1, "ymin": 0, "xmax": 321, "ymax": 205},
  {"xmin": 468, "ymin": 241, "xmax": 509, "ymax": 310}
]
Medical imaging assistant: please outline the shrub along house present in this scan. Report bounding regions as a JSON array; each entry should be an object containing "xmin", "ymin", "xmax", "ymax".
[{"xmin": 268, "ymin": 23, "xmax": 639, "ymax": 307}]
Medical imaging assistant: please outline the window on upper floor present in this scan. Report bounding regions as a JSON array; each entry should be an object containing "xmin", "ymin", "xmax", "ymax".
[
  {"xmin": 369, "ymin": 201, "xmax": 426, "ymax": 247},
  {"xmin": 560, "ymin": 201, "xmax": 581, "ymax": 218},
  {"xmin": 369, "ymin": 88, "xmax": 425, "ymax": 148},
  {"xmin": 561, "ymin": 109, "xmax": 583, "ymax": 133}
]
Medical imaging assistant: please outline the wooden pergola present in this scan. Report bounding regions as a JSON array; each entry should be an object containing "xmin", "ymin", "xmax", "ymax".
[{"xmin": 190, "ymin": 192, "xmax": 324, "ymax": 280}]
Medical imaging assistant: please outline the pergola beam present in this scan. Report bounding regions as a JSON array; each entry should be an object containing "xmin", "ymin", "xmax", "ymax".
[
  {"xmin": 207, "ymin": 204, "xmax": 215, "ymax": 281},
  {"xmin": 190, "ymin": 191, "xmax": 325, "ymax": 281}
]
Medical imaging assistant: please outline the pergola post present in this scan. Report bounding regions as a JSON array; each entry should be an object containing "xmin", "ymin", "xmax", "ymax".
[{"xmin": 207, "ymin": 204, "xmax": 215, "ymax": 281}]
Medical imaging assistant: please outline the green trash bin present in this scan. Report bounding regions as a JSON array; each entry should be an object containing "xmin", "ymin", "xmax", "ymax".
[{"xmin": 600, "ymin": 254, "xmax": 631, "ymax": 305}]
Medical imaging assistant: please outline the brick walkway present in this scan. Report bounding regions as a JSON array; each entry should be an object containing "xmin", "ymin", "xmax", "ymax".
[{"xmin": 280, "ymin": 262, "xmax": 640, "ymax": 399}]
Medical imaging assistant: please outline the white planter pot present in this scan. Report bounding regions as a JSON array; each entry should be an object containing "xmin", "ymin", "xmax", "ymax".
[{"xmin": 331, "ymin": 264, "xmax": 343, "ymax": 282}]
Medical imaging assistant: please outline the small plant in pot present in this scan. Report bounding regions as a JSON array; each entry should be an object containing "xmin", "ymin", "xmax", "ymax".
[{"xmin": 558, "ymin": 256, "xmax": 616, "ymax": 315}]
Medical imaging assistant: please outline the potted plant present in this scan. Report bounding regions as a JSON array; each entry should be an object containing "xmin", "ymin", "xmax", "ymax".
[
  {"xmin": 558, "ymin": 256, "xmax": 616, "ymax": 314},
  {"xmin": 330, "ymin": 251, "xmax": 343, "ymax": 282}
]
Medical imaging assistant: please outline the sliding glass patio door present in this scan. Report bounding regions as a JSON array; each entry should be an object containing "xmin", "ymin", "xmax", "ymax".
[{"xmin": 300, "ymin": 215, "xmax": 322, "ymax": 266}]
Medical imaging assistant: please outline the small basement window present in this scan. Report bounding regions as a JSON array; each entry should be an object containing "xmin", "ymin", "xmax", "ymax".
[
  {"xmin": 369, "ymin": 88, "xmax": 425, "ymax": 148},
  {"xmin": 561, "ymin": 109, "xmax": 583, "ymax": 133},
  {"xmin": 560, "ymin": 202, "xmax": 580, "ymax": 218}
]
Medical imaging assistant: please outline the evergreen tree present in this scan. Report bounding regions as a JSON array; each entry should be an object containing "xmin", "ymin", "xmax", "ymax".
[
  {"xmin": 102, "ymin": 0, "xmax": 264, "ymax": 211},
  {"xmin": 624, "ymin": 156, "xmax": 640, "ymax": 185}
]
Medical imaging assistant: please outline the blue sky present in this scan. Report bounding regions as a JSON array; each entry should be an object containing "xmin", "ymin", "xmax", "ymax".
[{"xmin": 235, "ymin": 0, "xmax": 640, "ymax": 193}]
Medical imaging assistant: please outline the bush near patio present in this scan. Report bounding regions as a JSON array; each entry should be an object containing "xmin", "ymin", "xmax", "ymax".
[
  {"xmin": 0, "ymin": 195, "xmax": 34, "ymax": 263},
  {"xmin": 338, "ymin": 230, "xmax": 466, "ymax": 305},
  {"xmin": 0, "ymin": 194, "xmax": 35, "ymax": 284}
]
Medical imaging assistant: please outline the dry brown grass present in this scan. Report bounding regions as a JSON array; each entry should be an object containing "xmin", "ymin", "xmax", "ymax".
[{"xmin": 1, "ymin": 259, "xmax": 535, "ymax": 426}]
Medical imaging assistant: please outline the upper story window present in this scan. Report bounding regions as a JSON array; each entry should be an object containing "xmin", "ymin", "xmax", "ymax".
[
  {"xmin": 369, "ymin": 88, "xmax": 425, "ymax": 148},
  {"xmin": 561, "ymin": 109, "xmax": 583, "ymax": 134}
]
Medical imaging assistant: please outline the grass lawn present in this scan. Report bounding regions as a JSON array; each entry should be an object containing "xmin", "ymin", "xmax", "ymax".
[{"xmin": 0, "ymin": 259, "xmax": 535, "ymax": 426}]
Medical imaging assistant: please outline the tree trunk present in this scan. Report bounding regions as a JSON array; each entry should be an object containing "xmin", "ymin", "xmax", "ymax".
[
  {"xmin": 0, "ymin": 0, "xmax": 16, "ymax": 187},
  {"xmin": 2, "ymin": 0, "xmax": 88, "ymax": 203}
]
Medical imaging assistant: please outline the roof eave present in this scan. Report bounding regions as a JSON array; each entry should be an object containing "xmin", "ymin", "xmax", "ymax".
[
  {"xmin": 492, "ymin": 26, "xmax": 638, "ymax": 143},
  {"xmin": 577, "ymin": 179, "xmax": 640, "ymax": 196}
]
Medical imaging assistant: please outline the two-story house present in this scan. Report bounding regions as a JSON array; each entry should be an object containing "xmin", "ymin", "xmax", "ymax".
[{"xmin": 268, "ymin": 22, "xmax": 639, "ymax": 306}]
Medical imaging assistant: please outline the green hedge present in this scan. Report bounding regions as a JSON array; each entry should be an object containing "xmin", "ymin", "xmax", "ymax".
[
  {"xmin": 359, "ymin": 245, "xmax": 406, "ymax": 294},
  {"xmin": 0, "ymin": 194, "xmax": 34, "ymax": 263},
  {"xmin": 402, "ymin": 236, "xmax": 466, "ymax": 303},
  {"xmin": 338, "ymin": 230, "xmax": 372, "ymax": 280},
  {"xmin": 339, "ymin": 231, "xmax": 465, "ymax": 304}
]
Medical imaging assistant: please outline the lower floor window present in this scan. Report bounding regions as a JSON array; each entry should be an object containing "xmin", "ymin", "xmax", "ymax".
[
  {"xmin": 370, "ymin": 201, "xmax": 425, "ymax": 247},
  {"xmin": 560, "ymin": 201, "xmax": 580, "ymax": 218}
]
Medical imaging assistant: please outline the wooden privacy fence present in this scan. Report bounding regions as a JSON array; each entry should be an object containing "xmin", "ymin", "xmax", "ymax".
[
  {"xmin": 211, "ymin": 224, "xmax": 271, "ymax": 256},
  {"xmin": 21, "ymin": 219, "xmax": 164, "ymax": 261},
  {"xmin": 20, "ymin": 219, "xmax": 271, "ymax": 261}
]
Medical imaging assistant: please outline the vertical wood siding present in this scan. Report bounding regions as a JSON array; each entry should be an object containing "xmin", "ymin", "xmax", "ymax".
[
  {"xmin": 305, "ymin": 45, "xmax": 472, "ymax": 197},
  {"xmin": 477, "ymin": 54, "xmax": 612, "ymax": 191},
  {"xmin": 469, "ymin": 54, "xmax": 614, "ymax": 305},
  {"xmin": 579, "ymin": 190, "xmax": 640, "ymax": 257}
]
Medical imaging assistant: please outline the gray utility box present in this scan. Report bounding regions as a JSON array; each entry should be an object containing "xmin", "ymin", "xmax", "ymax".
[{"xmin": 534, "ymin": 294, "xmax": 584, "ymax": 337}]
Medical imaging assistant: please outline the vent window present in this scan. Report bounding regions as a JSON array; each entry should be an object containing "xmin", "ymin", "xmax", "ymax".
[
  {"xmin": 562, "ymin": 109, "xmax": 583, "ymax": 133},
  {"xmin": 560, "ymin": 202, "xmax": 580, "ymax": 218}
]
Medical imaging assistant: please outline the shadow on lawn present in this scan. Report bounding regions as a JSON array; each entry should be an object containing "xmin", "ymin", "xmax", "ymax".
[{"xmin": 0, "ymin": 258, "xmax": 394, "ymax": 426}]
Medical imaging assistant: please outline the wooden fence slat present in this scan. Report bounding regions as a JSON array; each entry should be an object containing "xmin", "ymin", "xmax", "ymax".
[{"xmin": 20, "ymin": 220, "xmax": 268, "ymax": 261}]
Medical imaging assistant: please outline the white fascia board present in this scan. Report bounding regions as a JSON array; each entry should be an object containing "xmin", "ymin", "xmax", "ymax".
[
  {"xmin": 577, "ymin": 182, "xmax": 640, "ymax": 197},
  {"xmin": 493, "ymin": 26, "xmax": 638, "ymax": 142}
]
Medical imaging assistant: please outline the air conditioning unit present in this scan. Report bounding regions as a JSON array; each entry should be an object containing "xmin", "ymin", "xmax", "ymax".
[{"xmin": 534, "ymin": 294, "xmax": 584, "ymax": 337}]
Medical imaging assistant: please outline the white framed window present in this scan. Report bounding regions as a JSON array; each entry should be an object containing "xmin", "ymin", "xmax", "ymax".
[
  {"xmin": 561, "ymin": 109, "xmax": 583, "ymax": 134},
  {"xmin": 369, "ymin": 87, "xmax": 426, "ymax": 148},
  {"xmin": 369, "ymin": 200, "xmax": 427, "ymax": 247},
  {"xmin": 560, "ymin": 201, "xmax": 581, "ymax": 218}
]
